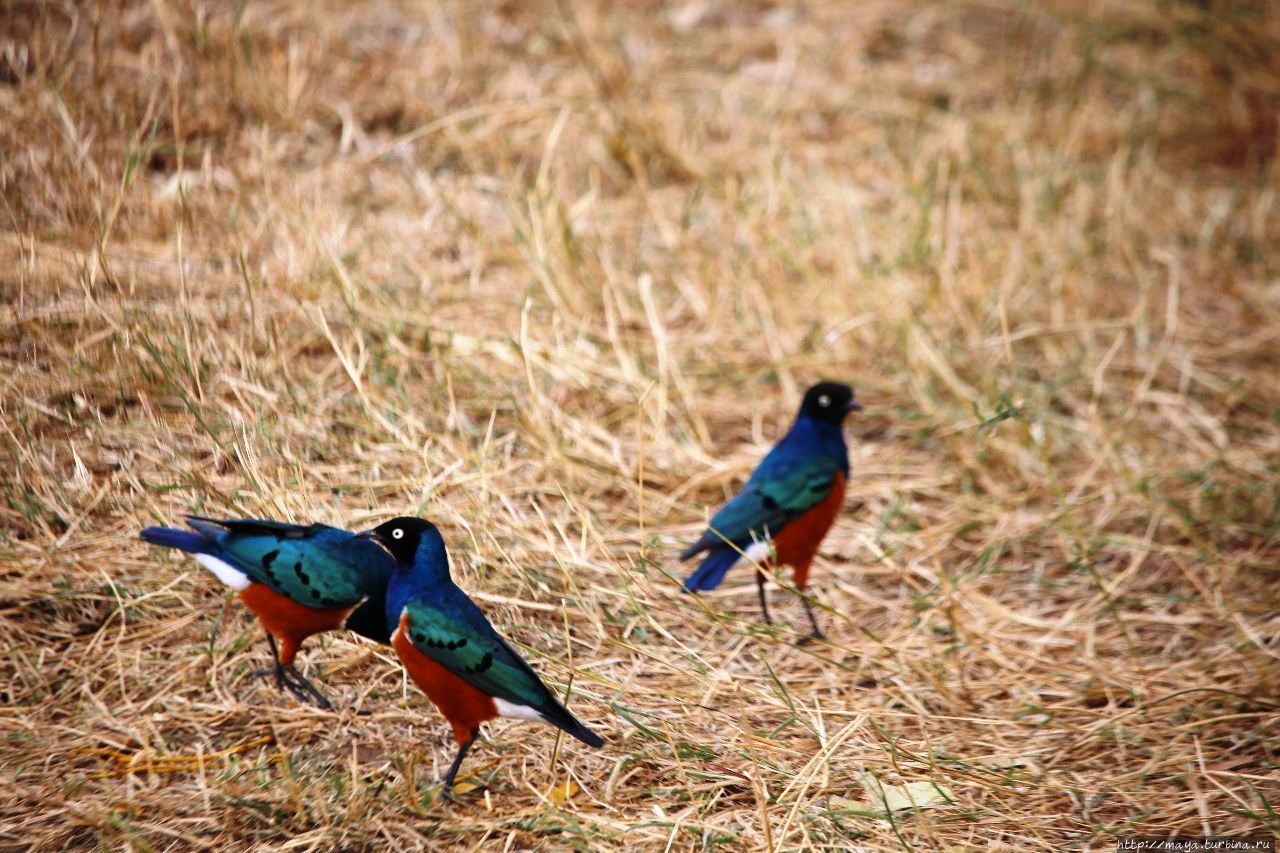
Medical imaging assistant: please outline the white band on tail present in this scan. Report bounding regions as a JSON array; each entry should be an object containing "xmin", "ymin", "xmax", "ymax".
[
  {"xmin": 493, "ymin": 697, "xmax": 546, "ymax": 722},
  {"xmin": 741, "ymin": 539, "xmax": 773, "ymax": 566},
  {"xmin": 194, "ymin": 555, "xmax": 251, "ymax": 590}
]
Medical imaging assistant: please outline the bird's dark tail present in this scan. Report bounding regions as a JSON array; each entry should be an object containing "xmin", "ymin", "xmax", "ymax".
[
  {"xmin": 536, "ymin": 696, "xmax": 605, "ymax": 748},
  {"xmin": 140, "ymin": 526, "xmax": 212, "ymax": 554},
  {"xmin": 554, "ymin": 713, "xmax": 605, "ymax": 748},
  {"xmin": 682, "ymin": 548, "xmax": 740, "ymax": 593}
]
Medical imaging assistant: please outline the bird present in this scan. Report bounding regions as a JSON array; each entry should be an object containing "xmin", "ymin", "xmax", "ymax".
[
  {"xmin": 140, "ymin": 516, "xmax": 395, "ymax": 709},
  {"xmin": 358, "ymin": 517, "xmax": 604, "ymax": 791},
  {"xmin": 680, "ymin": 381, "xmax": 862, "ymax": 638}
]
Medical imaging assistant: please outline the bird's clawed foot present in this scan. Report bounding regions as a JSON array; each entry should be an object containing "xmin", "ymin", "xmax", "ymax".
[
  {"xmin": 255, "ymin": 636, "xmax": 334, "ymax": 710},
  {"xmin": 283, "ymin": 665, "xmax": 334, "ymax": 710},
  {"xmin": 799, "ymin": 597, "xmax": 825, "ymax": 642},
  {"xmin": 252, "ymin": 662, "xmax": 333, "ymax": 709},
  {"xmin": 435, "ymin": 784, "xmax": 471, "ymax": 806},
  {"xmin": 251, "ymin": 663, "xmax": 288, "ymax": 693}
]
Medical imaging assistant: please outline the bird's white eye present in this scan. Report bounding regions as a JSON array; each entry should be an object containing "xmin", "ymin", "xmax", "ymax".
[
  {"xmin": 818, "ymin": 394, "xmax": 831, "ymax": 407},
  {"xmin": 392, "ymin": 528, "xmax": 405, "ymax": 540}
]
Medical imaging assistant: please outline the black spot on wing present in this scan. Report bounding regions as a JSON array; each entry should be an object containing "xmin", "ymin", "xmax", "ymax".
[
  {"xmin": 311, "ymin": 590, "xmax": 321, "ymax": 600},
  {"xmin": 412, "ymin": 631, "xmax": 469, "ymax": 652},
  {"xmin": 761, "ymin": 494, "xmax": 779, "ymax": 510},
  {"xmin": 294, "ymin": 561, "xmax": 311, "ymax": 585},
  {"xmin": 464, "ymin": 653, "xmax": 493, "ymax": 674},
  {"xmin": 262, "ymin": 550, "xmax": 279, "ymax": 570}
]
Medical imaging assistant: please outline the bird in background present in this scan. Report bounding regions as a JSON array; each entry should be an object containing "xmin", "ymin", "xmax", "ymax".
[
  {"xmin": 358, "ymin": 517, "xmax": 604, "ymax": 791},
  {"xmin": 140, "ymin": 517, "xmax": 394, "ymax": 709},
  {"xmin": 681, "ymin": 381, "xmax": 862, "ymax": 638}
]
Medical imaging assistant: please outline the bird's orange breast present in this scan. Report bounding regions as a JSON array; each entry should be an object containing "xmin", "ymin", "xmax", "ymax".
[
  {"xmin": 392, "ymin": 612, "xmax": 497, "ymax": 745},
  {"xmin": 239, "ymin": 583, "xmax": 359, "ymax": 665},
  {"xmin": 771, "ymin": 469, "xmax": 846, "ymax": 589}
]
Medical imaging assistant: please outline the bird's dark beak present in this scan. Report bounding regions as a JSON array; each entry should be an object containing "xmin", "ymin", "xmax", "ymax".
[
  {"xmin": 355, "ymin": 528, "xmax": 392, "ymax": 556},
  {"xmin": 847, "ymin": 399, "xmax": 863, "ymax": 412}
]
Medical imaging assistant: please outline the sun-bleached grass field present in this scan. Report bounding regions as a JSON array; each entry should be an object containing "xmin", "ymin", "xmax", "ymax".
[{"xmin": 2, "ymin": 1, "xmax": 1279, "ymax": 849}]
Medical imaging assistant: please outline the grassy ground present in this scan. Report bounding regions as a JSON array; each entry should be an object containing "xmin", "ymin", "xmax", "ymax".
[{"xmin": 3, "ymin": 0, "xmax": 1279, "ymax": 849}]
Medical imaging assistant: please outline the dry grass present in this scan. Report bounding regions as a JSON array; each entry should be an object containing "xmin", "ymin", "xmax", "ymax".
[{"xmin": 3, "ymin": 0, "xmax": 1280, "ymax": 849}]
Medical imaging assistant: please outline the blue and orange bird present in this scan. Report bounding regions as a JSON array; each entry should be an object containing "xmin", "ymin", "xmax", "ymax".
[
  {"xmin": 358, "ymin": 517, "xmax": 604, "ymax": 791},
  {"xmin": 680, "ymin": 381, "xmax": 862, "ymax": 638},
  {"xmin": 140, "ymin": 517, "xmax": 394, "ymax": 709}
]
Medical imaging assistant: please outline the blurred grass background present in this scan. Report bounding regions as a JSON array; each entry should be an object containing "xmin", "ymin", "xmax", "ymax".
[{"xmin": 1, "ymin": 0, "xmax": 1278, "ymax": 848}]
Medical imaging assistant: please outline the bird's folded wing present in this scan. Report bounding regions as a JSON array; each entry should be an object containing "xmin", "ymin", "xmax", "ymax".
[
  {"xmin": 702, "ymin": 456, "xmax": 838, "ymax": 548},
  {"xmin": 399, "ymin": 599, "xmax": 552, "ymax": 709},
  {"xmin": 189, "ymin": 517, "xmax": 319, "ymax": 539},
  {"xmin": 212, "ymin": 527, "xmax": 388, "ymax": 608}
]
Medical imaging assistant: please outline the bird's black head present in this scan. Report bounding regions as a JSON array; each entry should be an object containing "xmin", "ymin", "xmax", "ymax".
[
  {"xmin": 799, "ymin": 381, "xmax": 862, "ymax": 424},
  {"xmin": 358, "ymin": 517, "xmax": 441, "ymax": 565}
]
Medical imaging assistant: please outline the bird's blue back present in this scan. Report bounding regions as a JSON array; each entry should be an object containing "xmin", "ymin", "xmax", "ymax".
[{"xmin": 704, "ymin": 413, "xmax": 849, "ymax": 547}]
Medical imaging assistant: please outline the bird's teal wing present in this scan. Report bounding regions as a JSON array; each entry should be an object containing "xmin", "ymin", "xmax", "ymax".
[
  {"xmin": 689, "ymin": 451, "xmax": 840, "ymax": 554},
  {"xmin": 399, "ymin": 597, "xmax": 554, "ymax": 710},
  {"xmin": 194, "ymin": 519, "xmax": 391, "ymax": 609}
]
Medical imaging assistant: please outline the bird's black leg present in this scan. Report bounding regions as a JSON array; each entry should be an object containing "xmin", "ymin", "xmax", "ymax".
[
  {"xmin": 799, "ymin": 595, "xmax": 826, "ymax": 642},
  {"xmin": 756, "ymin": 569, "xmax": 773, "ymax": 625},
  {"xmin": 441, "ymin": 729, "xmax": 479, "ymax": 791},
  {"xmin": 251, "ymin": 634, "xmax": 289, "ymax": 693}
]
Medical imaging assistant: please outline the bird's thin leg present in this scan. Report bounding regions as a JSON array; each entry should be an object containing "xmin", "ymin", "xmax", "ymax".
[
  {"xmin": 800, "ymin": 595, "xmax": 826, "ymax": 641},
  {"xmin": 441, "ymin": 729, "xmax": 479, "ymax": 790},
  {"xmin": 251, "ymin": 634, "xmax": 288, "ymax": 693},
  {"xmin": 756, "ymin": 569, "xmax": 772, "ymax": 625}
]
